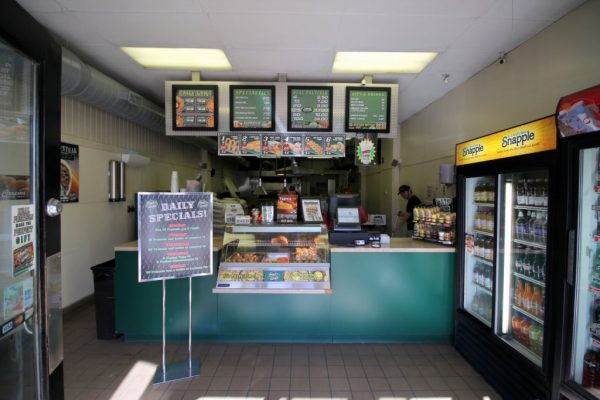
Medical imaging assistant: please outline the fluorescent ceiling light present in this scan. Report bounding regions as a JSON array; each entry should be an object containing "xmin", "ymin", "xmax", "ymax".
[
  {"xmin": 332, "ymin": 52, "xmax": 437, "ymax": 74},
  {"xmin": 121, "ymin": 47, "xmax": 232, "ymax": 70}
]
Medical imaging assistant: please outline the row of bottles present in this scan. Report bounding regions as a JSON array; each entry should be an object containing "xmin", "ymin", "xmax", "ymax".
[
  {"xmin": 474, "ymin": 181, "xmax": 496, "ymax": 203},
  {"xmin": 474, "ymin": 235, "xmax": 494, "ymax": 261},
  {"xmin": 511, "ymin": 313, "xmax": 543, "ymax": 356},
  {"xmin": 472, "ymin": 291, "xmax": 492, "ymax": 321},
  {"xmin": 516, "ymin": 178, "xmax": 548, "ymax": 207},
  {"xmin": 515, "ymin": 211, "xmax": 548, "ymax": 244},
  {"xmin": 413, "ymin": 206, "xmax": 456, "ymax": 225},
  {"xmin": 583, "ymin": 299, "xmax": 600, "ymax": 387},
  {"xmin": 473, "ymin": 262, "xmax": 493, "ymax": 290},
  {"xmin": 413, "ymin": 223, "xmax": 455, "ymax": 243},
  {"xmin": 514, "ymin": 246, "xmax": 546, "ymax": 282},
  {"xmin": 475, "ymin": 208, "xmax": 495, "ymax": 233},
  {"xmin": 514, "ymin": 278, "xmax": 545, "ymax": 317}
]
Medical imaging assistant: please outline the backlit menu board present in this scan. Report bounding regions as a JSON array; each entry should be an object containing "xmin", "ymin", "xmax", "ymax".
[
  {"xmin": 172, "ymin": 85, "xmax": 218, "ymax": 131},
  {"xmin": 287, "ymin": 86, "xmax": 332, "ymax": 132},
  {"xmin": 230, "ymin": 85, "xmax": 275, "ymax": 131},
  {"xmin": 345, "ymin": 87, "xmax": 391, "ymax": 133}
]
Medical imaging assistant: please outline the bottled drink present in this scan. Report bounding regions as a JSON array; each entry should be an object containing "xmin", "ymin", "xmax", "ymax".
[
  {"xmin": 541, "ymin": 178, "xmax": 548, "ymax": 207},
  {"xmin": 517, "ymin": 179, "xmax": 526, "ymax": 205},
  {"xmin": 478, "ymin": 264, "xmax": 485, "ymax": 286},
  {"xmin": 489, "ymin": 182, "xmax": 495, "ymax": 203},
  {"xmin": 485, "ymin": 266, "xmax": 492, "ymax": 289},
  {"xmin": 488, "ymin": 238, "xmax": 494, "ymax": 261},
  {"xmin": 529, "ymin": 323, "xmax": 543, "ymax": 356},
  {"xmin": 515, "ymin": 246, "xmax": 524, "ymax": 273},
  {"xmin": 528, "ymin": 212, "xmax": 537, "ymax": 242},
  {"xmin": 516, "ymin": 211, "xmax": 526, "ymax": 239},
  {"xmin": 523, "ymin": 282, "xmax": 533, "ymax": 312},
  {"xmin": 488, "ymin": 211, "xmax": 494, "ymax": 232},
  {"xmin": 473, "ymin": 264, "xmax": 480, "ymax": 285},
  {"xmin": 512, "ymin": 314, "xmax": 522, "ymax": 339},
  {"xmin": 520, "ymin": 318, "xmax": 532, "ymax": 346},
  {"xmin": 534, "ymin": 213, "xmax": 544, "ymax": 244},
  {"xmin": 474, "ymin": 182, "xmax": 481, "ymax": 202},
  {"xmin": 540, "ymin": 288, "xmax": 545, "ymax": 317},
  {"xmin": 540, "ymin": 212, "xmax": 548, "ymax": 244},
  {"xmin": 583, "ymin": 350, "xmax": 599, "ymax": 387},
  {"xmin": 532, "ymin": 286, "xmax": 542, "ymax": 316},
  {"xmin": 515, "ymin": 278, "xmax": 524, "ymax": 307},
  {"xmin": 473, "ymin": 292, "xmax": 480, "ymax": 314},
  {"xmin": 534, "ymin": 178, "xmax": 542, "ymax": 206},
  {"xmin": 523, "ymin": 247, "xmax": 532, "ymax": 277},
  {"xmin": 526, "ymin": 179, "xmax": 535, "ymax": 206}
]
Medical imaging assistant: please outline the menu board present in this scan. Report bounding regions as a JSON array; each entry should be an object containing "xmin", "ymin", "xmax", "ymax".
[
  {"xmin": 219, "ymin": 133, "xmax": 240, "ymax": 155},
  {"xmin": 345, "ymin": 87, "xmax": 391, "ymax": 133},
  {"xmin": 304, "ymin": 135, "xmax": 325, "ymax": 156},
  {"xmin": 172, "ymin": 85, "xmax": 218, "ymax": 131},
  {"xmin": 138, "ymin": 192, "xmax": 213, "ymax": 282},
  {"xmin": 262, "ymin": 135, "xmax": 282, "ymax": 156},
  {"xmin": 240, "ymin": 134, "xmax": 261, "ymax": 155},
  {"xmin": 230, "ymin": 85, "xmax": 275, "ymax": 131},
  {"xmin": 324, "ymin": 135, "xmax": 345, "ymax": 156},
  {"xmin": 283, "ymin": 135, "xmax": 303, "ymax": 156},
  {"xmin": 287, "ymin": 86, "xmax": 332, "ymax": 132}
]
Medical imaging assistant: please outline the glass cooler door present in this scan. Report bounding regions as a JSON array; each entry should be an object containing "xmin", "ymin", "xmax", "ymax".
[
  {"xmin": 495, "ymin": 170, "xmax": 549, "ymax": 367},
  {"xmin": 569, "ymin": 147, "xmax": 600, "ymax": 395},
  {"xmin": 463, "ymin": 176, "xmax": 496, "ymax": 326}
]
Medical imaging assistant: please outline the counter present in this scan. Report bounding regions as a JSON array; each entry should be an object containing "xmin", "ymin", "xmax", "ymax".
[{"xmin": 114, "ymin": 237, "xmax": 455, "ymax": 342}]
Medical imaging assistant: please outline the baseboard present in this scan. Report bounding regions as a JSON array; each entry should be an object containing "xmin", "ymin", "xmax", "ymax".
[{"xmin": 62, "ymin": 294, "xmax": 94, "ymax": 319}]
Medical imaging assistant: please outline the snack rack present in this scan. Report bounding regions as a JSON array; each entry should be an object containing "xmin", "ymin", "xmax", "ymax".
[{"xmin": 214, "ymin": 224, "xmax": 331, "ymax": 293}]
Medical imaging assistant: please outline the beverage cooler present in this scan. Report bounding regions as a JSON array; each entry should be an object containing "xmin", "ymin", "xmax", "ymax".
[
  {"xmin": 554, "ymin": 85, "xmax": 600, "ymax": 400},
  {"xmin": 454, "ymin": 116, "xmax": 559, "ymax": 399}
]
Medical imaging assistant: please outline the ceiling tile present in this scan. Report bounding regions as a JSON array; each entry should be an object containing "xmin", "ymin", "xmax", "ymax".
[
  {"xmin": 17, "ymin": 0, "xmax": 64, "ymax": 12},
  {"xmin": 199, "ymin": 0, "xmax": 346, "ymax": 14},
  {"xmin": 55, "ymin": 0, "xmax": 205, "ymax": 12},
  {"xmin": 336, "ymin": 14, "xmax": 475, "ymax": 51},
  {"xmin": 210, "ymin": 13, "xmax": 340, "ymax": 50},
  {"xmin": 68, "ymin": 12, "xmax": 220, "ymax": 47},
  {"xmin": 484, "ymin": 0, "xmax": 586, "ymax": 21},
  {"xmin": 343, "ymin": 0, "xmax": 495, "ymax": 17},
  {"xmin": 227, "ymin": 48, "xmax": 333, "ymax": 74},
  {"xmin": 25, "ymin": 11, "xmax": 107, "ymax": 45}
]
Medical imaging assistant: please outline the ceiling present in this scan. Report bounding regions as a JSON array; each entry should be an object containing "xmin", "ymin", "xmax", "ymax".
[{"xmin": 17, "ymin": 0, "xmax": 586, "ymax": 123}]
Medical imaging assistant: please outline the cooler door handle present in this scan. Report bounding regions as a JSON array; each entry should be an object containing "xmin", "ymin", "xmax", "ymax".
[{"xmin": 567, "ymin": 229, "xmax": 575, "ymax": 286}]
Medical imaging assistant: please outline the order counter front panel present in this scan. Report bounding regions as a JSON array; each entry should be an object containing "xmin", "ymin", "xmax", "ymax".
[{"xmin": 115, "ymin": 238, "xmax": 454, "ymax": 342}]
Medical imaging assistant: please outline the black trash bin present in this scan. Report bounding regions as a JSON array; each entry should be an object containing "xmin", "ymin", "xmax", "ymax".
[{"xmin": 90, "ymin": 259, "xmax": 116, "ymax": 340}]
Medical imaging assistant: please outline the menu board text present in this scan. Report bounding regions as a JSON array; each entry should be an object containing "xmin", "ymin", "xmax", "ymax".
[
  {"xmin": 288, "ymin": 86, "xmax": 332, "ymax": 131},
  {"xmin": 230, "ymin": 86, "xmax": 275, "ymax": 131},
  {"xmin": 346, "ymin": 87, "xmax": 391, "ymax": 133},
  {"xmin": 172, "ymin": 85, "xmax": 218, "ymax": 131}
]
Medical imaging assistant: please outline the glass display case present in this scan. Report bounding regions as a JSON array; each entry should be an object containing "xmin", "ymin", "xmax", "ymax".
[
  {"xmin": 215, "ymin": 224, "xmax": 330, "ymax": 293},
  {"xmin": 495, "ymin": 170, "xmax": 549, "ymax": 367},
  {"xmin": 463, "ymin": 176, "xmax": 496, "ymax": 326}
]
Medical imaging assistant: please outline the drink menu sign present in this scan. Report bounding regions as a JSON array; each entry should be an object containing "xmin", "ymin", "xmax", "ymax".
[
  {"xmin": 138, "ymin": 193, "xmax": 213, "ymax": 282},
  {"xmin": 287, "ymin": 86, "xmax": 332, "ymax": 132},
  {"xmin": 345, "ymin": 87, "xmax": 391, "ymax": 133},
  {"xmin": 230, "ymin": 85, "xmax": 275, "ymax": 131},
  {"xmin": 172, "ymin": 85, "xmax": 218, "ymax": 131}
]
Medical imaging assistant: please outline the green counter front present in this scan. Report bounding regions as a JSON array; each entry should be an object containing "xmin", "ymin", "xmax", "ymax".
[{"xmin": 115, "ymin": 239, "xmax": 455, "ymax": 342}]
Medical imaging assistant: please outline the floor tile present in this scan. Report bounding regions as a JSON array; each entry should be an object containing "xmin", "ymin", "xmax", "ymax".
[
  {"xmin": 310, "ymin": 377, "xmax": 330, "ymax": 391},
  {"xmin": 270, "ymin": 377, "xmax": 290, "ymax": 391},
  {"xmin": 290, "ymin": 377, "xmax": 310, "ymax": 391},
  {"xmin": 351, "ymin": 391, "xmax": 374, "ymax": 400},
  {"xmin": 329, "ymin": 377, "xmax": 350, "ymax": 391},
  {"xmin": 349, "ymin": 377, "xmax": 370, "ymax": 392}
]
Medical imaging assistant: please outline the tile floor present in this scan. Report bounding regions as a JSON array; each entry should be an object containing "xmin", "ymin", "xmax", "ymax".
[{"xmin": 63, "ymin": 303, "xmax": 502, "ymax": 400}]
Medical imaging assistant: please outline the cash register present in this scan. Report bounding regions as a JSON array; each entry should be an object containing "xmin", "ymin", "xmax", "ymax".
[{"xmin": 327, "ymin": 194, "xmax": 379, "ymax": 246}]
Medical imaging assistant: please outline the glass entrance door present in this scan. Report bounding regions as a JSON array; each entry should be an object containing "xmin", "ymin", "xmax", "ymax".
[{"xmin": 0, "ymin": 39, "xmax": 42, "ymax": 399}]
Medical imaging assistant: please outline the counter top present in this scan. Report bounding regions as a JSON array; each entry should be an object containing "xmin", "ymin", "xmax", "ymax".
[
  {"xmin": 115, "ymin": 237, "xmax": 223, "ymax": 252},
  {"xmin": 331, "ymin": 237, "xmax": 455, "ymax": 253}
]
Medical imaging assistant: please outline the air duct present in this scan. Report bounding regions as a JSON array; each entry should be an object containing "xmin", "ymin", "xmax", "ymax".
[{"xmin": 61, "ymin": 47, "xmax": 164, "ymax": 133}]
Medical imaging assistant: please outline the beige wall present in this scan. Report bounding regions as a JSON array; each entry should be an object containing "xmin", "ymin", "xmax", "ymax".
[
  {"xmin": 398, "ymin": 0, "xmax": 600, "ymax": 208},
  {"xmin": 60, "ymin": 96, "xmax": 237, "ymax": 307}
]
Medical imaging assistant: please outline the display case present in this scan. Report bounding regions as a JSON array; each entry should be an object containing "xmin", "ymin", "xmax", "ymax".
[
  {"xmin": 214, "ymin": 224, "xmax": 330, "ymax": 293},
  {"xmin": 412, "ymin": 205, "xmax": 456, "ymax": 246}
]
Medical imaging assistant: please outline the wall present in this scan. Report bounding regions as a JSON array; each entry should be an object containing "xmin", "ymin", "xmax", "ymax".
[
  {"xmin": 60, "ymin": 96, "xmax": 238, "ymax": 308},
  {"xmin": 398, "ymin": 0, "xmax": 600, "ymax": 203}
]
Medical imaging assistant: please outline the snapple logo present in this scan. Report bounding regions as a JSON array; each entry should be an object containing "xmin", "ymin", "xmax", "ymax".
[
  {"xmin": 463, "ymin": 144, "xmax": 484, "ymax": 157},
  {"xmin": 502, "ymin": 130, "xmax": 535, "ymax": 147}
]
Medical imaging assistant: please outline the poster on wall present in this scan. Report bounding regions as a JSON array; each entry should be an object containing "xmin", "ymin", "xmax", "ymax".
[
  {"xmin": 355, "ymin": 132, "xmax": 378, "ymax": 166},
  {"xmin": 12, "ymin": 204, "xmax": 35, "ymax": 277},
  {"xmin": 60, "ymin": 142, "xmax": 79, "ymax": 203},
  {"xmin": 138, "ymin": 192, "xmax": 213, "ymax": 282},
  {"xmin": 0, "ymin": 175, "xmax": 29, "ymax": 200}
]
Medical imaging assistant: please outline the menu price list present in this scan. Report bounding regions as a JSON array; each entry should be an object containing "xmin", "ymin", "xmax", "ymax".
[
  {"xmin": 288, "ymin": 87, "xmax": 332, "ymax": 131},
  {"xmin": 173, "ymin": 86, "xmax": 217, "ymax": 130},
  {"xmin": 230, "ymin": 86, "xmax": 274, "ymax": 131},
  {"xmin": 346, "ymin": 87, "xmax": 390, "ymax": 132}
]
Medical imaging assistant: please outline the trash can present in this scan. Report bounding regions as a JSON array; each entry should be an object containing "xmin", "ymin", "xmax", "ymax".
[{"xmin": 90, "ymin": 259, "xmax": 116, "ymax": 340}]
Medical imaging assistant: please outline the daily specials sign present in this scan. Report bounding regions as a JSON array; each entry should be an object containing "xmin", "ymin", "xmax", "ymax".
[
  {"xmin": 455, "ymin": 116, "xmax": 557, "ymax": 166},
  {"xmin": 138, "ymin": 193, "xmax": 213, "ymax": 282}
]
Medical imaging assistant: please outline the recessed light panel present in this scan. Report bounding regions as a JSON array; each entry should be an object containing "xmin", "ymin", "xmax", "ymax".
[
  {"xmin": 121, "ymin": 47, "xmax": 232, "ymax": 70},
  {"xmin": 332, "ymin": 52, "xmax": 437, "ymax": 74}
]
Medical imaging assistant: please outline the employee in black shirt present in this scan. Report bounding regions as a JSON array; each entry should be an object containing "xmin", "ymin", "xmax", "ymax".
[{"xmin": 398, "ymin": 185, "xmax": 421, "ymax": 236}]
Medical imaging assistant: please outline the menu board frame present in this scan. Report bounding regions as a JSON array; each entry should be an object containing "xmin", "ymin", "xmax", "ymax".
[
  {"xmin": 345, "ymin": 86, "xmax": 391, "ymax": 134},
  {"xmin": 171, "ymin": 84, "xmax": 219, "ymax": 132},
  {"xmin": 229, "ymin": 85, "xmax": 276, "ymax": 132},
  {"xmin": 287, "ymin": 85, "xmax": 333, "ymax": 132}
]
